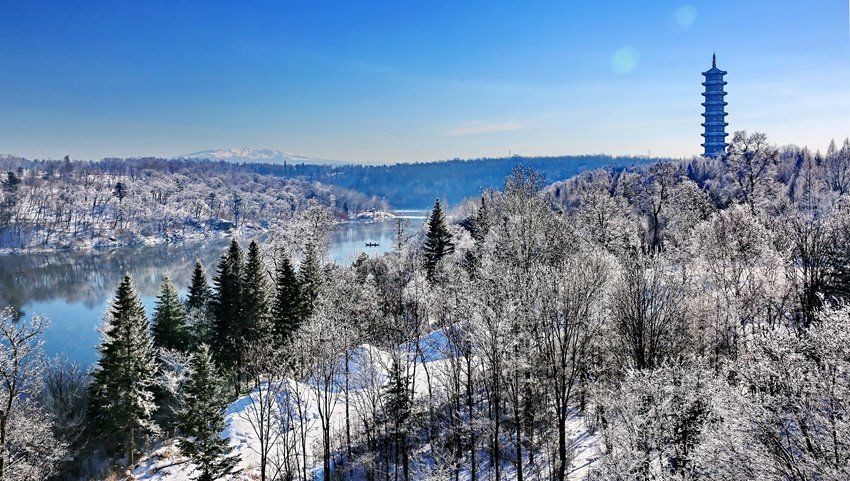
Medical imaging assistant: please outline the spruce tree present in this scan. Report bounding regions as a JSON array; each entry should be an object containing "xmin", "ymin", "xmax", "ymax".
[
  {"xmin": 423, "ymin": 198, "xmax": 454, "ymax": 280},
  {"xmin": 186, "ymin": 260, "xmax": 211, "ymax": 313},
  {"xmin": 463, "ymin": 195, "xmax": 491, "ymax": 276},
  {"xmin": 89, "ymin": 274, "xmax": 159, "ymax": 465},
  {"xmin": 384, "ymin": 357, "xmax": 411, "ymax": 480},
  {"xmin": 179, "ymin": 344, "xmax": 240, "ymax": 481},
  {"xmin": 186, "ymin": 260, "xmax": 213, "ymax": 348},
  {"xmin": 151, "ymin": 277, "xmax": 192, "ymax": 432},
  {"xmin": 152, "ymin": 277, "xmax": 191, "ymax": 353},
  {"xmin": 298, "ymin": 241, "xmax": 322, "ymax": 320},
  {"xmin": 211, "ymin": 240, "xmax": 243, "ymax": 375},
  {"xmin": 241, "ymin": 240, "xmax": 272, "ymax": 343},
  {"xmin": 272, "ymin": 254, "xmax": 301, "ymax": 347}
]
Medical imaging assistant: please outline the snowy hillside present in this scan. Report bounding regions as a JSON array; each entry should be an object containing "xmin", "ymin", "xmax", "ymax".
[
  {"xmin": 178, "ymin": 148, "xmax": 343, "ymax": 166},
  {"xmin": 132, "ymin": 337, "xmax": 601, "ymax": 480}
]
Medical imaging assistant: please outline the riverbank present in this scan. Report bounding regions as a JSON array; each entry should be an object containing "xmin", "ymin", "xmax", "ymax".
[{"xmin": 0, "ymin": 209, "xmax": 430, "ymax": 256}]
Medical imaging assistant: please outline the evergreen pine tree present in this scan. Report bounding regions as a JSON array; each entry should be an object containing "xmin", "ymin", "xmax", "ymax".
[
  {"xmin": 186, "ymin": 260, "xmax": 211, "ymax": 313},
  {"xmin": 384, "ymin": 357, "xmax": 411, "ymax": 427},
  {"xmin": 88, "ymin": 274, "xmax": 159, "ymax": 465},
  {"xmin": 152, "ymin": 277, "xmax": 191, "ymax": 353},
  {"xmin": 383, "ymin": 357, "xmax": 411, "ymax": 479},
  {"xmin": 463, "ymin": 195, "xmax": 491, "ymax": 276},
  {"xmin": 151, "ymin": 277, "xmax": 192, "ymax": 432},
  {"xmin": 423, "ymin": 198, "xmax": 454, "ymax": 280},
  {"xmin": 298, "ymin": 241, "xmax": 322, "ymax": 320},
  {"xmin": 241, "ymin": 240, "xmax": 272, "ymax": 342},
  {"xmin": 211, "ymin": 240, "xmax": 243, "ymax": 374},
  {"xmin": 185, "ymin": 260, "xmax": 213, "ymax": 348},
  {"xmin": 272, "ymin": 254, "xmax": 302, "ymax": 347},
  {"xmin": 178, "ymin": 344, "xmax": 240, "ymax": 481}
]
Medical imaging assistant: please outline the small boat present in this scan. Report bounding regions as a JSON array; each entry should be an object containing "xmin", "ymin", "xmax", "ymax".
[{"xmin": 365, "ymin": 242, "xmax": 380, "ymax": 247}]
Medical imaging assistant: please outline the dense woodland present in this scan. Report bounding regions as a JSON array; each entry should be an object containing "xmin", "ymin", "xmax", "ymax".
[
  {"xmin": 0, "ymin": 157, "xmax": 384, "ymax": 250},
  {"xmin": 1, "ymin": 132, "xmax": 850, "ymax": 480},
  {"xmin": 233, "ymin": 154, "xmax": 663, "ymax": 208},
  {"xmin": 1, "ymin": 153, "xmax": 662, "ymax": 216}
]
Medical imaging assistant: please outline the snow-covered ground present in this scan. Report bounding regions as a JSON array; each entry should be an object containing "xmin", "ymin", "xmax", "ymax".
[
  {"xmin": 352, "ymin": 210, "xmax": 398, "ymax": 223},
  {"xmin": 131, "ymin": 336, "xmax": 601, "ymax": 480}
]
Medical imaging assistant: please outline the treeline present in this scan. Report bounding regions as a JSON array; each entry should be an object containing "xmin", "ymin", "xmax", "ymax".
[
  {"xmin": 244, "ymin": 154, "xmax": 664, "ymax": 208},
  {"xmin": 2, "ymin": 132, "xmax": 850, "ymax": 480},
  {"xmin": 0, "ymin": 156, "xmax": 384, "ymax": 250}
]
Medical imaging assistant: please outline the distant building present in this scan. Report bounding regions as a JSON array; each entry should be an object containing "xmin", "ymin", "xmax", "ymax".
[{"xmin": 701, "ymin": 54, "xmax": 728, "ymax": 157}]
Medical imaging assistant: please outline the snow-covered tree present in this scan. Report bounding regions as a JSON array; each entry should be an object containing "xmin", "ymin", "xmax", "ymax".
[
  {"xmin": 271, "ymin": 254, "xmax": 301, "ymax": 348},
  {"xmin": 178, "ymin": 344, "xmax": 241, "ymax": 481},
  {"xmin": 242, "ymin": 240, "xmax": 273, "ymax": 343},
  {"xmin": 88, "ymin": 275, "xmax": 159, "ymax": 465},
  {"xmin": 152, "ymin": 276, "xmax": 191, "ymax": 353},
  {"xmin": 0, "ymin": 308, "xmax": 65, "ymax": 479},
  {"xmin": 423, "ymin": 198, "xmax": 454, "ymax": 281},
  {"xmin": 211, "ymin": 239, "xmax": 244, "ymax": 381}
]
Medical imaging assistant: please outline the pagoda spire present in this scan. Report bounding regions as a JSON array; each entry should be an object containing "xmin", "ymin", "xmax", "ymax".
[{"xmin": 701, "ymin": 54, "xmax": 728, "ymax": 157}]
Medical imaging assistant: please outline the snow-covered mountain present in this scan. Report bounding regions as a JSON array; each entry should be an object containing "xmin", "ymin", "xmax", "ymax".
[{"xmin": 177, "ymin": 148, "xmax": 343, "ymax": 166}]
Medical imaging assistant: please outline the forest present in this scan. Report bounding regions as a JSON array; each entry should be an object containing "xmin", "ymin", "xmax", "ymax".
[
  {"xmin": 0, "ymin": 156, "xmax": 384, "ymax": 251},
  {"xmin": 0, "ymin": 132, "xmax": 849, "ymax": 480},
  {"xmin": 237, "ymin": 154, "xmax": 663, "ymax": 208}
]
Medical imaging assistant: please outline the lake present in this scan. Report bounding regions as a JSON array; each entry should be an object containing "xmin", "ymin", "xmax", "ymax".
[{"xmin": 0, "ymin": 214, "xmax": 426, "ymax": 365}]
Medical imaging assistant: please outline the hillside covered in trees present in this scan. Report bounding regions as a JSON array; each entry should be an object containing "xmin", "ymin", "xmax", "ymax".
[
  {"xmin": 236, "ymin": 154, "xmax": 665, "ymax": 208},
  {"xmin": 2, "ymin": 132, "xmax": 849, "ymax": 480},
  {"xmin": 0, "ymin": 153, "xmax": 662, "ymax": 251},
  {"xmin": 0, "ymin": 157, "xmax": 384, "ymax": 251}
]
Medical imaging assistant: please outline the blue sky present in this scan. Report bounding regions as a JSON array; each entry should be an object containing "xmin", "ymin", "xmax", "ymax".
[{"xmin": 1, "ymin": 0, "xmax": 848, "ymax": 163}]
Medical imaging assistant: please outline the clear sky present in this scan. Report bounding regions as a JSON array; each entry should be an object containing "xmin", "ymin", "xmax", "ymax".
[{"xmin": 1, "ymin": 1, "xmax": 849, "ymax": 163}]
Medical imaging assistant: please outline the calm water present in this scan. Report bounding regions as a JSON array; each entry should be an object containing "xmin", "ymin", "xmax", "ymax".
[{"xmin": 0, "ymin": 215, "xmax": 425, "ymax": 365}]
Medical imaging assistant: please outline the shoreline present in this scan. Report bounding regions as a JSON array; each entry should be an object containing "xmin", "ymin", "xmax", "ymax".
[{"xmin": 0, "ymin": 211, "xmax": 429, "ymax": 256}]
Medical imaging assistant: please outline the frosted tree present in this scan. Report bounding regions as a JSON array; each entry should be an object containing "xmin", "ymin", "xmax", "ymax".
[
  {"xmin": 42, "ymin": 359, "xmax": 89, "ymax": 468},
  {"xmin": 572, "ymin": 172, "xmax": 639, "ymax": 253},
  {"xmin": 271, "ymin": 254, "xmax": 301, "ymax": 348},
  {"xmin": 821, "ymin": 138, "xmax": 850, "ymax": 195},
  {"xmin": 239, "ymin": 342, "xmax": 289, "ymax": 481},
  {"xmin": 152, "ymin": 276, "xmax": 191, "ymax": 353},
  {"xmin": 88, "ymin": 275, "xmax": 159, "ymax": 465},
  {"xmin": 0, "ymin": 308, "xmax": 65, "ymax": 480},
  {"xmin": 724, "ymin": 131, "xmax": 780, "ymax": 215},
  {"xmin": 298, "ymin": 240, "xmax": 323, "ymax": 320},
  {"xmin": 537, "ymin": 253, "xmax": 609, "ymax": 481},
  {"xmin": 157, "ymin": 348, "xmax": 193, "ymax": 437},
  {"xmin": 610, "ymin": 253, "xmax": 688, "ymax": 371},
  {"xmin": 423, "ymin": 198, "xmax": 454, "ymax": 281},
  {"xmin": 179, "ymin": 344, "xmax": 241, "ymax": 481},
  {"xmin": 185, "ymin": 260, "xmax": 213, "ymax": 347},
  {"xmin": 383, "ymin": 356, "xmax": 412, "ymax": 481},
  {"xmin": 298, "ymin": 295, "xmax": 351, "ymax": 480},
  {"xmin": 241, "ymin": 240, "xmax": 273, "ymax": 343},
  {"xmin": 211, "ymin": 239, "xmax": 244, "ymax": 384}
]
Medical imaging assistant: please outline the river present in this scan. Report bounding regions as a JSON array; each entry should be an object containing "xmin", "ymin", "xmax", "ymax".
[{"xmin": 0, "ymin": 214, "xmax": 426, "ymax": 365}]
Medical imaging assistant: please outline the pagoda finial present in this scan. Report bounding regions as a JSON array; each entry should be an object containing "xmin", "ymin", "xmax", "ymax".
[{"xmin": 712, "ymin": 52, "xmax": 716, "ymax": 68}]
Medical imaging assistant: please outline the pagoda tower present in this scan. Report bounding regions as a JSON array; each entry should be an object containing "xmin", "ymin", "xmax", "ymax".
[{"xmin": 701, "ymin": 53, "xmax": 728, "ymax": 157}]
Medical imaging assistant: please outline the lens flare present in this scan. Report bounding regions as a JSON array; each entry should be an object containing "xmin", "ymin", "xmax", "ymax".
[
  {"xmin": 672, "ymin": 5, "xmax": 697, "ymax": 33},
  {"xmin": 611, "ymin": 47, "xmax": 640, "ymax": 75}
]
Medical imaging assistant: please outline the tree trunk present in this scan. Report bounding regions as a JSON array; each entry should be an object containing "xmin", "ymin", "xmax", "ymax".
[
  {"xmin": 346, "ymin": 350, "xmax": 352, "ymax": 478},
  {"xmin": 129, "ymin": 426, "xmax": 135, "ymax": 466},
  {"xmin": 556, "ymin": 408, "xmax": 567, "ymax": 481},
  {"xmin": 0, "ymin": 411, "xmax": 6, "ymax": 478}
]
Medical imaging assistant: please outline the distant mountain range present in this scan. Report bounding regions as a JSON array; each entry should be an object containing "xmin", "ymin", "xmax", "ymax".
[{"xmin": 177, "ymin": 148, "xmax": 343, "ymax": 166}]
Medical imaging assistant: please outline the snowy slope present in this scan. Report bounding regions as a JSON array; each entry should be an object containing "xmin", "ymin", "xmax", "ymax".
[
  {"xmin": 177, "ymin": 148, "xmax": 344, "ymax": 166},
  {"xmin": 132, "ymin": 339, "xmax": 601, "ymax": 480}
]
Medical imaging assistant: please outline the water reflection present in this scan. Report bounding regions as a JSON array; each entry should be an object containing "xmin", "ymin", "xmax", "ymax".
[{"xmin": 0, "ymin": 216, "xmax": 425, "ymax": 365}]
